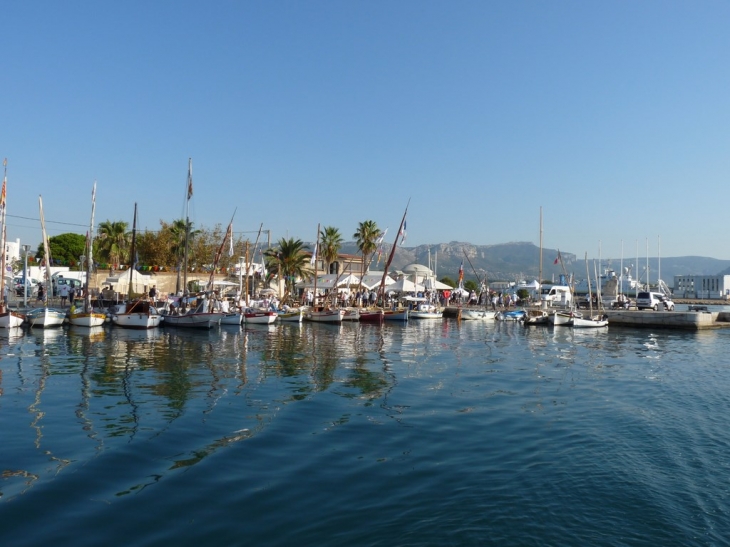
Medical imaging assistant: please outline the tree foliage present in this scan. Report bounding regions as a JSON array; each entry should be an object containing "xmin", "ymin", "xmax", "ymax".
[
  {"xmin": 319, "ymin": 226, "xmax": 343, "ymax": 275},
  {"xmin": 263, "ymin": 238, "xmax": 311, "ymax": 302},
  {"xmin": 35, "ymin": 233, "xmax": 87, "ymax": 268}
]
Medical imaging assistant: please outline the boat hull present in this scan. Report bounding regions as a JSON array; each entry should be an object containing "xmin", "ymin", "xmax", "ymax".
[
  {"xmin": 0, "ymin": 311, "xmax": 25, "ymax": 329},
  {"xmin": 221, "ymin": 312, "xmax": 242, "ymax": 325},
  {"xmin": 277, "ymin": 309, "xmax": 304, "ymax": 322},
  {"xmin": 113, "ymin": 313, "xmax": 163, "ymax": 329},
  {"xmin": 69, "ymin": 312, "xmax": 106, "ymax": 328},
  {"xmin": 162, "ymin": 312, "xmax": 222, "ymax": 329},
  {"xmin": 460, "ymin": 309, "xmax": 495, "ymax": 320},
  {"xmin": 359, "ymin": 309, "xmax": 385, "ymax": 323},
  {"xmin": 27, "ymin": 308, "xmax": 66, "ymax": 328},
  {"xmin": 306, "ymin": 309, "xmax": 345, "ymax": 323},
  {"xmin": 244, "ymin": 311, "xmax": 277, "ymax": 324},
  {"xmin": 383, "ymin": 309, "xmax": 408, "ymax": 322}
]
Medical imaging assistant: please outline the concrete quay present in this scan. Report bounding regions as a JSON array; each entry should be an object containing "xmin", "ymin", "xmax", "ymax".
[{"xmin": 604, "ymin": 310, "xmax": 730, "ymax": 330}]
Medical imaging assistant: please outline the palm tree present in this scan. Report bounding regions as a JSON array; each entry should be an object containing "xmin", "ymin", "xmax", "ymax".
[
  {"xmin": 263, "ymin": 238, "xmax": 311, "ymax": 303},
  {"xmin": 319, "ymin": 226, "xmax": 343, "ymax": 275},
  {"xmin": 96, "ymin": 220, "xmax": 130, "ymax": 270},
  {"xmin": 168, "ymin": 218, "xmax": 201, "ymax": 293},
  {"xmin": 353, "ymin": 220, "xmax": 381, "ymax": 301}
]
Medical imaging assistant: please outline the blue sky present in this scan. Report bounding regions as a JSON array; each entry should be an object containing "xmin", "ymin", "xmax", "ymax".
[{"xmin": 2, "ymin": 1, "xmax": 729, "ymax": 260}]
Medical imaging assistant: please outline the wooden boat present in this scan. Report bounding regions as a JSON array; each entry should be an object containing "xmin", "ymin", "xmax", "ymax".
[
  {"xmin": 409, "ymin": 301, "xmax": 443, "ymax": 319},
  {"xmin": 573, "ymin": 314, "xmax": 608, "ymax": 328},
  {"xmin": 29, "ymin": 196, "xmax": 66, "ymax": 328},
  {"xmin": 111, "ymin": 204, "xmax": 162, "ymax": 329},
  {"xmin": 69, "ymin": 182, "xmax": 106, "ymax": 328},
  {"xmin": 0, "ymin": 162, "xmax": 24, "ymax": 328},
  {"xmin": 112, "ymin": 300, "xmax": 163, "ymax": 329},
  {"xmin": 572, "ymin": 254, "xmax": 608, "ymax": 328},
  {"xmin": 460, "ymin": 308, "xmax": 495, "ymax": 320},
  {"xmin": 220, "ymin": 311, "xmax": 243, "ymax": 325},
  {"xmin": 383, "ymin": 308, "xmax": 408, "ymax": 322},
  {"xmin": 25, "ymin": 307, "xmax": 65, "ymax": 328},
  {"xmin": 343, "ymin": 307, "xmax": 360, "ymax": 321},
  {"xmin": 359, "ymin": 308, "xmax": 385, "ymax": 323},
  {"xmin": 549, "ymin": 310, "xmax": 578, "ymax": 326},
  {"xmin": 164, "ymin": 294, "xmax": 222, "ymax": 329},
  {"xmin": 243, "ymin": 308, "xmax": 278, "ymax": 324},
  {"xmin": 495, "ymin": 309, "xmax": 526, "ymax": 321},
  {"xmin": 306, "ymin": 308, "xmax": 345, "ymax": 323},
  {"xmin": 277, "ymin": 308, "xmax": 304, "ymax": 322},
  {"xmin": 522, "ymin": 309, "xmax": 549, "ymax": 325}
]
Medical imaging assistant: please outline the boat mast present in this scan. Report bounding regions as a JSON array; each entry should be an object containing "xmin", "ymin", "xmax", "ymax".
[
  {"xmin": 84, "ymin": 182, "xmax": 97, "ymax": 312},
  {"xmin": 378, "ymin": 200, "xmax": 410, "ymax": 303},
  {"xmin": 539, "ymin": 206, "xmax": 543, "ymax": 288},
  {"xmin": 312, "ymin": 223, "xmax": 320, "ymax": 309},
  {"xmin": 128, "ymin": 203, "xmax": 137, "ymax": 301},
  {"xmin": 39, "ymin": 195, "xmax": 53, "ymax": 310},
  {"xmin": 183, "ymin": 158, "xmax": 192, "ymax": 296},
  {"xmin": 0, "ymin": 160, "xmax": 6, "ymax": 312}
]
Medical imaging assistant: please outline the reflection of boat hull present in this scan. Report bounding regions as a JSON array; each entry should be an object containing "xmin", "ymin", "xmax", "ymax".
[
  {"xmin": 306, "ymin": 309, "xmax": 345, "ymax": 323},
  {"xmin": 0, "ymin": 310, "xmax": 25, "ymax": 328},
  {"xmin": 69, "ymin": 312, "xmax": 106, "ymax": 327},
  {"xmin": 27, "ymin": 308, "xmax": 66, "ymax": 328}
]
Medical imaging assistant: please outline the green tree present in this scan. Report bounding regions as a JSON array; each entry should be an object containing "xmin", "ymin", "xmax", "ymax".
[
  {"xmin": 353, "ymin": 220, "xmax": 381, "ymax": 297},
  {"xmin": 263, "ymin": 238, "xmax": 311, "ymax": 303},
  {"xmin": 464, "ymin": 279, "xmax": 478, "ymax": 292},
  {"xmin": 35, "ymin": 233, "xmax": 87, "ymax": 269},
  {"xmin": 319, "ymin": 226, "xmax": 343, "ymax": 275},
  {"xmin": 97, "ymin": 220, "xmax": 130, "ymax": 268},
  {"xmin": 439, "ymin": 276, "xmax": 456, "ymax": 288}
]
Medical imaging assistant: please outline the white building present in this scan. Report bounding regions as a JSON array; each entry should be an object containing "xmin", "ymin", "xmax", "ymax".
[{"xmin": 673, "ymin": 275, "xmax": 730, "ymax": 300}]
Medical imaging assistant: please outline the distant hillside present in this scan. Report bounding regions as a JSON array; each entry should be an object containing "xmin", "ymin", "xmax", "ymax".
[{"xmin": 334, "ymin": 242, "xmax": 730, "ymax": 285}]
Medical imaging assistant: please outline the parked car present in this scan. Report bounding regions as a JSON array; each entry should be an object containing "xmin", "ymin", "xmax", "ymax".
[
  {"xmin": 636, "ymin": 291, "xmax": 675, "ymax": 311},
  {"xmin": 13, "ymin": 277, "xmax": 39, "ymax": 297}
]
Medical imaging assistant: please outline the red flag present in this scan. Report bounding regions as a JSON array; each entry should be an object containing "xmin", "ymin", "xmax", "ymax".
[{"xmin": 553, "ymin": 251, "xmax": 561, "ymax": 265}]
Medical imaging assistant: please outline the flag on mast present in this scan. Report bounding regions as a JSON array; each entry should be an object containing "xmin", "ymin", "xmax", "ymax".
[
  {"xmin": 228, "ymin": 223, "xmax": 234, "ymax": 257},
  {"xmin": 554, "ymin": 251, "xmax": 561, "ymax": 265},
  {"xmin": 187, "ymin": 158, "xmax": 193, "ymax": 200},
  {"xmin": 310, "ymin": 242, "xmax": 318, "ymax": 266},
  {"xmin": 400, "ymin": 221, "xmax": 407, "ymax": 245},
  {"xmin": 458, "ymin": 260, "xmax": 464, "ymax": 282}
]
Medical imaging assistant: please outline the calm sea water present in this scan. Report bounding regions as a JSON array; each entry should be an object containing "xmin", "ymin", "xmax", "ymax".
[{"xmin": 1, "ymin": 317, "xmax": 730, "ymax": 546}]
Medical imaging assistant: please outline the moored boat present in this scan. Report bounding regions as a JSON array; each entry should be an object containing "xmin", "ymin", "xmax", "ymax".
[
  {"xmin": 495, "ymin": 309, "xmax": 526, "ymax": 321},
  {"xmin": 26, "ymin": 307, "xmax": 66, "ymax": 328},
  {"xmin": 572, "ymin": 314, "xmax": 608, "ymax": 328},
  {"xmin": 112, "ymin": 300, "xmax": 163, "ymax": 329},
  {"xmin": 359, "ymin": 308, "xmax": 385, "ymax": 323},
  {"xmin": 549, "ymin": 310, "xmax": 579, "ymax": 326},
  {"xmin": 460, "ymin": 308, "xmax": 495, "ymax": 321},
  {"xmin": 277, "ymin": 308, "xmax": 304, "ymax": 322},
  {"xmin": 243, "ymin": 308, "xmax": 278, "ymax": 324},
  {"xmin": 306, "ymin": 308, "xmax": 345, "ymax": 323},
  {"xmin": 522, "ymin": 308, "xmax": 549, "ymax": 325},
  {"xmin": 383, "ymin": 308, "xmax": 408, "ymax": 322},
  {"xmin": 221, "ymin": 311, "xmax": 243, "ymax": 325}
]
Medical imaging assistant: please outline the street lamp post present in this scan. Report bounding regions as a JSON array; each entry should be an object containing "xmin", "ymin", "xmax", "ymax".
[{"xmin": 22, "ymin": 245, "xmax": 30, "ymax": 308}]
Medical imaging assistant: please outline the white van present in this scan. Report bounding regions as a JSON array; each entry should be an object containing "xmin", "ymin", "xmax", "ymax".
[{"xmin": 540, "ymin": 285, "xmax": 573, "ymax": 307}]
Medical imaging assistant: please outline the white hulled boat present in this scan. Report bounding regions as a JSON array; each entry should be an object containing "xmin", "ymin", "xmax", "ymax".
[
  {"xmin": 69, "ymin": 182, "xmax": 106, "ymax": 328},
  {"xmin": 243, "ymin": 308, "xmax": 278, "ymax": 324},
  {"xmin": 306, "ymin": 308, "xmax": 346, "ymax": 323}
]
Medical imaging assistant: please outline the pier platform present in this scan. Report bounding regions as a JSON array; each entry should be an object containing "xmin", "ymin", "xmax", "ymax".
[{"xmin": 604, "ymin": 310, "xmax": 730, "ymax": 330}]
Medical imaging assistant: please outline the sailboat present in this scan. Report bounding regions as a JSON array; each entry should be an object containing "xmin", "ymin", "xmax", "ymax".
[
  {"xmin": 572, "ymin": 253, "xmax": 608, "ymax": 328},
  {"xmin": 69, "ymin": 182, "xmax": 106, "ymax": 327},
  {"xmin": 161, "ymin": 159, "xmax": 222, "ymax": 329},
  {"xmin": 0, "ymin": 160, "xmax": 24, "ymax": 328},
  {"xmin": 305, "ymin": 224, "xmax": 345, "ymax": 323},
  {"xmin": 459, "ymin": 250, "xmax": 496, "ymax": 320},
  {"xmin": 26, "ymin": 195, "xmax": 66, "ymax": 328},
  {"xmin": 111, "ymin": 203, "xmax": 163, "ymax": 329}
]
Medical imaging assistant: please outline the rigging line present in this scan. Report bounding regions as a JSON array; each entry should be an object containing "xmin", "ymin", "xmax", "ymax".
[{"xmin": 7, "ymin": 213, "xmax": 87, "ymax": 228}]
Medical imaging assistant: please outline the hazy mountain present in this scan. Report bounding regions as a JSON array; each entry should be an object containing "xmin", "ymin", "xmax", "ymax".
[{"xmin": 336, "ymin": 241, "xmax": 730, "ymax": 284}]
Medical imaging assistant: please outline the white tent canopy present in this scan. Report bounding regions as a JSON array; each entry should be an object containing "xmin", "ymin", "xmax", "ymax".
[
  {"xmin": 423, "ymin": 278, "xmax": 452, "ymax": 290},
  {"xmin": 103, "ymin": 270, "xmax": 153, "ymax": 295},
  {"xmin": 384, "ymin": 278, "xmax": 425, "ymax": 294},
  {"xmin": 296, "ymin": 274, "xmax": 361, "ymax": 290},
  {"xmin": 360, "ymin": 272, "xmax": 396, "ymax": 290}
]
